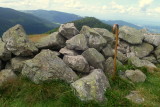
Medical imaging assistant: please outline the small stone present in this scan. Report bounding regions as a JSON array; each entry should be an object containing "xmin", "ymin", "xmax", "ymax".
[
  {"xmin": 129, "ymin": 56, "xmax": 156, "ymax": 68},
  {"xmin": 80, "ymin": 26, "xmax": 107, "ymax": 51},
  {"xmin": 59, "ymin": 47, "xmax": 78, "ymax": 56},
  {"xmin": 59, "ymin": 23, "xmax": 79, "ymax": 39},
  {"xmin": 126, "ymin": 91, "xmax": 145, "ymax": 104},
  {"xmin": 125, "ymin": 69, "xmax": 146, "ymax": 82},
  {"xmin": 0, "ymin": 69, "xmax": 17, "ymax": 86},
  {"xmin": 66, "ymin": 34, "xmax": 88, "ymax": 51},
  {"xmin": 63, "ymin": 55, "xmax": 90, "ymax": 73},
  {"xmin": 82, "ymin": 48, "xmax": 105, "ymax": 70}
]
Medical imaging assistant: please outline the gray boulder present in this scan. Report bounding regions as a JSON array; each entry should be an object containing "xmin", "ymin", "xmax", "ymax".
[
  {"xmin": 2, "ymin": 24, "xmax": 38, "ymax": 56},
  {"xmin": 101, "ymin": 44, "xmax": 114, "ymax": 58},
  {"xmin": 130, "ymin": 43, "xmax": 154, "ymax": 58},
  {"xmin": 63, "ymin": 55, "xmax": 89, "ymax": 73},
  {"xmin": 0, "ymin": 69, "xmax": 17, "ymax": 86},
  {"xmin": 59, "ymin": 47, "xmax": 78, "ymax": 56},
  {"xmin": 80, "ymin": 26, "xmax": 107, "ymax": 50},
  {"xmin": 118, "ymin": 41, "xmax": 130, "ymax": 54},
  {"xmin": 104, "ymin": 57, "xmax": 123, "ymax": 76},
  {"xmin": 71, "ymin": 69, "xmax": 110, "ymax": 101},
  {"xmin": 119, "ymin": 26, "xmax": 144, "ymax": 45},
  {"xmin": 22, "ymin": 49, "xmax": 78, "ymax": 84},
  {"xmin": 11, "ymin": 57, "xmax": 30, "ymax": 72},
  {"xmin": 0, "ymin": 38, "xmax": 11, "ymax": 61},
  {"xmin": 66, "ymin": 34, "xmax": 88, "ymax": 51},
  {"xmin": 35, "ymin": 32, "xmax": 65, "ymax": 49},
  {"xmin": 142, "ymin": 55, "xmax": 157, "ymax": 64},
  {"xmin": 144, "ymin": 34, "xmax": 160, "ymax": 46},
  {"xmin": 129, "ymin": 56, "xmax": 156, "ymax": 68},
  {"xmin": 112, "ymin": 50, "xmax": 127, "ymax": 63},
  {"xmin": 126, "ymin": 91, "xmax": 145, "ymax": 104},
  {"xmin": 94, "ymin": 28, "xmax": 114, "ymax": 44},
  {"xmin": 125, "ymin": 70, "xmax": 146, "ymax": 82},
  {"xmin": 82, "ymin": 48, "xmax": 105, "ymax": 70},
  {"xmin": 59, "ymin": 23, "xmax": 79, "ymax": 39},
  {"xmin": 154, "ymin": 45, "xmax": 160, "ymax": 62}
]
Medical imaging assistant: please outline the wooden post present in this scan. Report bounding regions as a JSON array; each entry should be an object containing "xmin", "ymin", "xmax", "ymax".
[{"xmin": 112, "ymin": 24, "xmax": 119, "ymax": 79}]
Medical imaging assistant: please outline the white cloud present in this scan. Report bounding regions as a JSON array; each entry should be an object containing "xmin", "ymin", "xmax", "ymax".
[
  {"xmin": 0, "ymin": 0, "xmax": 159, "ymax": 21},
  {"xmin": 139, "ymin": 0, "xmax": 154, "ymax": 11}
]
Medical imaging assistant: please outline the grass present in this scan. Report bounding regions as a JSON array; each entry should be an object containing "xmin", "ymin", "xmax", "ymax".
[
  {"xmin": 29, "ymin": 34, "xmax": 49, "ymax": 42},
  {"xmin": 0, "ymin": 65, "xmax": 160, "ymax": 107}
]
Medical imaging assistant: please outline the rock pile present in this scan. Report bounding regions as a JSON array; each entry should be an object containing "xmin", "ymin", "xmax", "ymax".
[{"xmin": 0, "ymin": 23, "xmax": 159, "ymax": 102}]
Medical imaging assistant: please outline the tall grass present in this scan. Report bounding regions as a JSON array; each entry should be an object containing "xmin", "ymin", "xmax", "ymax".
[{"xmin": 0, "ymin": 65, "xmax": 160, "ymax": 107}]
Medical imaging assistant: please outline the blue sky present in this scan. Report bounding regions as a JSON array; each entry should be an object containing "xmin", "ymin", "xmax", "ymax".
[{"xmin": 0, "ymin": 0, "xmax": 160, "ymax": 25}]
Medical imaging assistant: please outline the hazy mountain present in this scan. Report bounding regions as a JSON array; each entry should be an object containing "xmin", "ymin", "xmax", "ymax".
[
  {"xmin": 0, "ymin": 7, "xmax": 59, "ymax": 36},
  {"xmin": 144, "ymin": 25, "xmax": 160, "ymax": 33},
  {"xmin": 47, "ymin": 17, "xmax": 112, "ymax": 34},
  {"xmin": 103, "ymin": 20, "xmax": 142, "ymax": 30},
  {"xmin": 23, "ymin": 10, "xmax": 82, "ymax": 24}
]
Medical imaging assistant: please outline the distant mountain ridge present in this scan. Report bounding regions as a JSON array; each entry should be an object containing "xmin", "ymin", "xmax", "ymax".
[
  {"xmin": 103, "ymin": 20, "xmax": 143, "ymax": 30},
  {"xmin": 0, "ymin": 7, "xmax": 59, "ymax": 36},
  {"xmin": 23, "ymin": 10, "xmax": 82, "ymax": 24}
]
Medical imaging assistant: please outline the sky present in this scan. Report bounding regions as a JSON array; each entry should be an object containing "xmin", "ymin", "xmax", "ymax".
[{"xmin": 0, "ymin": 0, "xmax": 160, "ymax": 25}]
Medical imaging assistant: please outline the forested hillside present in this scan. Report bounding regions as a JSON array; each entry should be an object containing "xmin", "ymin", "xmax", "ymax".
[
  {"xmin": 47, "ymin": 17, "xmax": 112, "ymax": 34},
  {"xmin": 0, "ymin": 7, "xmax": 58, "ymax": 36},
  {"xmin": 24, "ymin": 10, "xmax": 82, "ymax": 24}
]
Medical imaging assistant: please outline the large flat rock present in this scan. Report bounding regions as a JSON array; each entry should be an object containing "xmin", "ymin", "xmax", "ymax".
[
  {"xmin": 22, "ymin": 49, "xmax": 78, "ymax": 84},
  {"xmin": 119, "ymin": 26, "xmax": 144, "ymax": 45}
]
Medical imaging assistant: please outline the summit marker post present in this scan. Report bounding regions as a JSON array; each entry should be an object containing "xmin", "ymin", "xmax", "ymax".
[{"xmin": 112, "ymin": 24, "xmax": 119, "ymax": 79}]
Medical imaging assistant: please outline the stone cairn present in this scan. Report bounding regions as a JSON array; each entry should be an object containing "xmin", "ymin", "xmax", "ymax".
[{"xmin": 0, "ymin": 23, "xmax": 159, "ymax": 102}]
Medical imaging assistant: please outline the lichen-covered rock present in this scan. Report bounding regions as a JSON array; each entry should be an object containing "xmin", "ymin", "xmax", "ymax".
[
  {"xmin": 80, "ymin": 26, "xmax": 107, "ymax": 50},
  {"xmin": 113, "ymin": 50, "xmax": 127, "ymax": 63},
  {"xmin": 154, "ymin": 45, "xmax": 160, "ymax": 62},
  {"xmin": 63, "ymin": 55, "xmax": 89, "ymax": 73},
  {"xmin": 59, "ymin": 47, "xmax": 78, "ymax": 56},
  {"xmin": 129, "ymin": 56, "xmax": 156, "ymax": 68},
  {"xmin": 130, "ymin": 43, "xmax": 154, "ymax": 58},
  {"xmin": 118, "ymin": 41, "xmax": 130, "ymax": 54},
  {"xmin": 66, "ymin": 34, "xmax": 88, "ymax": 51},
  {"xmin": 119, "ymin": 26, "xmax": 144, "ymax": 45},
  {"xmin": 35, "ymin": 32, "xmax": 65, "ymax": 49},
  {"xmin": 144, "ymin": 34, "xmax": 160, "ymax": 46},
  {"xmin": 71, "ymin": 69, "xmax": 110, "ymax": 101},
  {"xmin": 59, "ymin": 23, "xmax": 79, "ymax": 39},
  {"xmin": 142, "ymin": 55, "xmax": 157, "ymax": 64},
  {"xmin": 2, "ymin": 24, "xmax": 38, "ymax": 56},
  {"xmin": 22, "ymin": 49, "xmax": 78, "ymax": 84},
  {"xmin": 125, "ymin": 70, "xmax": 146, "ymax": 82},
  {"xmin": 0, "ymin": 38, "xmax": 11, "ymax": 61},
  {"xmin": 101, "ymin": 44, "xmax": 114, "ymax": 58},
  {"xmin": 0, "ymin": 69, "xmax": 17, "ymax": 86},
  {"xmin": 104, "ymin": 57, "xmax": 123, "ymax": 76},
  {"xmin": 94, "ymin": 28, "xmax": 114, "ymax": 44},
  {"xmin": 11, "ymin": 57, "xmax": 30, "ymax": 72},
  {"xmin": 126, "ymin": 91, "xmax": 145, "ymax": 104},
  {"xmin": 82, "ymin": 48, "xmax": 105, "ymax": 70}
]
